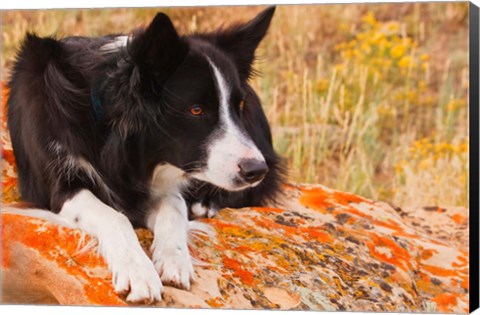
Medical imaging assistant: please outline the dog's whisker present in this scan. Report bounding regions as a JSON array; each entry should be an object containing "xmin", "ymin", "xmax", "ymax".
[
  {"xmin": 161, "ymin": 99, "xmax": 185, "ymax": 117},
  {"xmin": 151, "ymin": 116, "xmax": 183, "ymax": 146},
  {"xmin": 162, "ymin": 86, "xmax": 183, "ymax": 101}
]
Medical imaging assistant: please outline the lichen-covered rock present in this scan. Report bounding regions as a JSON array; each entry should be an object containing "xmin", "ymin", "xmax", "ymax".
[
  {"xmin": 1, "ymin": 185, "xmax": 469, "ymax": 312},
  {"xmin": 0, "ymin": 83, "xmax": 469, "ymax": 312}
]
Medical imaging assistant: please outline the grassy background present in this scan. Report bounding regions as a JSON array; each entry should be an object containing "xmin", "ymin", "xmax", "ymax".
[{"xmin": 1, "ymin": 3, "xmax": 469, "ymax": 207}]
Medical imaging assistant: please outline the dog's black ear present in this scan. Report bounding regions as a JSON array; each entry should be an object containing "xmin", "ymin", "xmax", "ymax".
[
  {"xmin": 213, "ymin": 6, "xmax": 276, "ymax": 80},
  {"xmin": 130, "ymin": 13, "xmax": 188, "ymax": 86}
]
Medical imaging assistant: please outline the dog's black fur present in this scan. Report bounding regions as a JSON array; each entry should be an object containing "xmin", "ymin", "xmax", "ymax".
[{"xmin": 7, "ymin": 7, "xmax": 284, "ymax": 228}]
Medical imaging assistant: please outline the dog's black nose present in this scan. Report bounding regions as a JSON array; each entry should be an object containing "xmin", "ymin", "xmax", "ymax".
[{"xmin": 238, "ymin": 159, "xmax": 269, "ymax": 184}]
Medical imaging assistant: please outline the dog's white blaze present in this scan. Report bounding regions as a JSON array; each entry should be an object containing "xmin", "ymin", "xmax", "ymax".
[
  {"xmin": 199, "ymin": 58, "xmax": 265, "ymax": 191},
  {"xmin": 60, "ymin": 190, "xmax": 162, "ymax": 303}
]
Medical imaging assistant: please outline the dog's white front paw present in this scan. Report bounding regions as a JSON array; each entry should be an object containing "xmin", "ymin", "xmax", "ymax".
[
  {"xmin": 110, "ymin": 252, "xmax": 163, "ymax": 304},
  {"xmin": 206, "ymin": 207, "xmax": 219, "ymax": 218},
  {"xmin": 190, "ymin": 202, "xmax": 219, "ymax": 219},
  {"xmin": 151, "ymin": 245, "xmax": 194, "ymax": 290}
]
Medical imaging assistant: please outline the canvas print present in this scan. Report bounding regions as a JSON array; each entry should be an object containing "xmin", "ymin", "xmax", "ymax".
[{"xmin": 0, "ymin": 2, "xmax": 476, "ymax": 313}]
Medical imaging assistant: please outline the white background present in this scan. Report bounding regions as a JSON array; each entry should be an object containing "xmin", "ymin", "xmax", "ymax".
[
  {"xmin": 0, "ymin": 0, "xmax": 479, "ymax": 10},
  {"xmin": 0, "ymin": 0, "xmax": 478, "ymax": 315}
]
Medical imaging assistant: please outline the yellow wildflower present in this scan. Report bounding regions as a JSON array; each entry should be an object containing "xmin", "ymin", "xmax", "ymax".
[
  {"xmin": 385, "ymin": 22, "xmax": 400, "ymax": 34},
  {"xmin": 421, "ymin": 62, "xmax": 429, "ymax": 71},
  {"xmin": 446, "ymin": 99, "xmax": 466, "ymax": 112},
  {"xmin": 398, "ymin": 56, "xmax": 412, "ymax": 68},
  {"xmin": 390, "ymin": 44, "xmax": 406, "ymax": 59},
  {"xmin": 362, "ymin": 11, "xmax": 377, "ymax": 26}
]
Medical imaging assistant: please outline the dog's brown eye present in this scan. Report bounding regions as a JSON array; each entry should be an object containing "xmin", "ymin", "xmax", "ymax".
[
  {"xmin": 189, "ymin": 105, "xmax": 205, "ymax": 117},
  {"xmin": 239, "ymin": 100, "xmax": 245, "ymax": 112}
]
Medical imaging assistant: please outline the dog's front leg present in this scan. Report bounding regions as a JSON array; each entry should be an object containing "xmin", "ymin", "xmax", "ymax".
[
  {"xmin": 60, "ymin": 189, "xmax": 162, "ymax": 303},
  {"xmin": 146, "ymin": 193, "xmax": 194, "ymax": 290}
]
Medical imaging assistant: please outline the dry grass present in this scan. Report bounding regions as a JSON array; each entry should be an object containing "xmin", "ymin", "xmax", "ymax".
[{"xmin": 0, "ymin": 3, "xmax": 469, "ymax": 207}]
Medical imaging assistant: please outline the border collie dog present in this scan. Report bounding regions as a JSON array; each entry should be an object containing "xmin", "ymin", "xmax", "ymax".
[{"xmin": 7, "ymin": 7, "xmax": 284, "ymax": 303}]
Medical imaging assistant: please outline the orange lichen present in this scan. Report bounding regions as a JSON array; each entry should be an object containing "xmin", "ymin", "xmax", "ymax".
[
  {"xmin": 266, "ymin": 265, "xmax": 288, "ymax": 274},
  {"xmin": 300, "ymin": 227, "xmax": 333, "ymax": 243},
  {"xmin": 419, "ymin": 248, "xmax": 438, "ymax": 260},
  {"xmin": 294, "ymin": 217, "xmax": 306, "ymax": 225},
  {"xmin": 367, "ymin": 234, "xmax": 412, "ymax": 271},
  {"xmin": 452, "ymin": 255, "xmax": 468, "ymax": 268},
  {"xmin": 451, "ymin": 213, "xmax": 467, "ymax": 224},
  {"xmin": 208, "ymin": 219, "xmax": 242, "ymax": 231},
  {"xmin": 332, "ymin": 191, "xmax": 370, "ymax": 206},
  {"xmin": 234, "ymin": 244, "xmax": 254, "ymax": 252},
  {"xmin": 392, "ymin": 230, "xmax": 421, "ymax": 239},
  {"xmin": 250, "ymin": 215, "xmax": 333, "ymax": 244},
  {"xmin": 2, "ymin": 82, "xmax": 9, "ymax": 118},
  {"xmin": 274, "ymin": 256, "xmax": 293, "ymax": 270},
  {"xmin": 343, "ymin": 208, "xmax": 422, "ymax": 240},
  {"xmin": 460, "ymin": 277, "xmax": 469, "ymax": 290},
  {"xmin": 432, "ymin": 293, "xmax": 458, "ymax": 312},
  {"xmin": 2, "ymin": 213, "xmax": 126, "ymax": 305},
  {"xmin": 208, "ymin": 219, "xmax": 249, "ymax": 240},
  {"xmin": 2, "ymin": 148, "xmax": 16, "ymax": 166},
  {"xmin": 422, "ymin": 264, "xmax": 458, "ymax": 277},
  {"xmin": 343, "ymin": 206, "xmax": 373, "ymax": 220},
  {"xmin": 222, "ymin": 255, "xmax": 255, "ymax": 286},
  {"xmin": 347, "ymin": 211, "xmax": 421, "ymax": 240},
  {"xmin": 333, "ymin": 277, "xmax": 347, "ymax": 296},
  {"xmin": 299, "ymin": 186, "xmax": 333, "ymax": 211},
  {"xmin": 252, "ymin": 207, "xmax": 284, "ymax": 214},
  {"xmin": 205, "ymin": 297, "xmax": 225, "ymax": 307},
  {"xmin": 2, "ymin": 176, "xmax": 20, "ymax": 203},
  {"xmin": 1, "ymin": 229, "xmax": 11, "ymax": 267},
  {"xmin": 417, "ymin": 276, "xmax": 447, "ymax": 295},
  {"xmin": 252, "ymin": 216, "xmax": 297, "ymax": 237},
  {"xmin": 83, "ymin": 283, "xmax": 127, "ymax": 306},
  {"xmin": 300, "ymin": 186, "xmax": 370, "ymax": 210}
]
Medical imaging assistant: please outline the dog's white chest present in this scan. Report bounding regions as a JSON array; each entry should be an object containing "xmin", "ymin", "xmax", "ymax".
[{"xmin": 150, "ymin": 164, "xmax": 188, "ymax": 197}]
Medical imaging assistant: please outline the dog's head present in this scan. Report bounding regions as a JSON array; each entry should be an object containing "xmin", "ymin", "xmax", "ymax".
[{"xmin": 105, "ymin": 7, "xmax": 275, "ymax": 191}]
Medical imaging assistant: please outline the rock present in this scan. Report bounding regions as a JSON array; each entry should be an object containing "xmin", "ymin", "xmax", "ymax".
[
  {"xmin": 0, "ymin": 83, "xmax": 470, "ymax": 312},
  {"xmin": 1, "ymin": 185, "xmax": 469, "ymax": 312}
]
